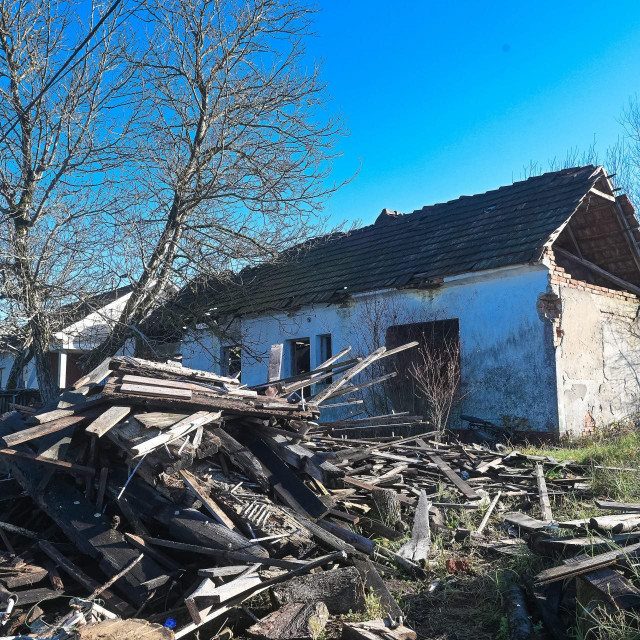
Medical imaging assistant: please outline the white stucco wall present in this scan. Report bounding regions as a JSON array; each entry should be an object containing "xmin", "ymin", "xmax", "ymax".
[
  {"xmin": 554, "ymin": 286, "xmax": 640, "ymax": 435},
  {"xmin": 182, "ymin": 264, "xmax": 560, "ymax": 432}
]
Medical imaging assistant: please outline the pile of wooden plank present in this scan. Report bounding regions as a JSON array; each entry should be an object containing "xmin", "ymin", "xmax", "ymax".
[
  {"xmin": 0, "ymin": 348, "xmax": 635, "ymax": 639},
  {"xmin": 0, "ymin": 350, "xmax": 423, "ymax": 639}
]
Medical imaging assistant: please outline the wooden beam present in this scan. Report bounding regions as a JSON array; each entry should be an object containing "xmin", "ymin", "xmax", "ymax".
[
  {"xmin": 552, "ymin": 247, "xmax": 640, "ymax": 297},
  {"xmin": 590, "ymin": 187, "xmax": 616, "ymax": 202},
  {"xmin": 1, "ymin": 415, "xmax": 88, "ymax": 447},
  {"xmin": 140, "ymin": 536, "xmax": 308, "ymax": 569},
  {"xmin": 613, "ymin": 198, "xmax": 640, "ymax": 275},
  {"xmin": 0, "ymin": 448, "xmax": 95, "ymax": 476},
  {"xmin": 179, "ymin": 469, "xmax": 238, "ymax": 531}
]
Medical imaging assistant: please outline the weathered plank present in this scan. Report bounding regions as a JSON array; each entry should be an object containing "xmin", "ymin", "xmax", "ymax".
[
  {"xmin": 581, "ymin": 566, "xmax": 640, "ymax": 609},
  {"xmin": 428, "ymin": 454, "xmax": 480, "ymax": 499},
  {"xmin": 2, "ymin": 415, "xmax": 88, "ymax": 447},
  {"xmin": 534, "ymin": 542, "xmax": 640, "ymax": 585},
  {"xmin": 398, "ymin": 490, "xmax": 430, "ymax": 563},
  {"xmin": 535, "ymin": 463, "xmax": 553, "ymax": 521},
  {"xmin": 120, "ymin": 382, "xmax": 193, "ymax": 400},
  {"xmin": 86, "ymin": 406, "xmax": 131, "ymax": 437},
  {"xmin": 505, "ymin": 512, "xmax": 551, "ymax": 532}
]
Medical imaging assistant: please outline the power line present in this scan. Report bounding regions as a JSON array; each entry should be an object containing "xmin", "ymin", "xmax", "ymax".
[{"xmin": 0, "ymin": 0, "xmax": 126, "ymax": 147}]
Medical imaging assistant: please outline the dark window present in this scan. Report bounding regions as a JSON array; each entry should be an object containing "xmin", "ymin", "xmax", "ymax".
[
  {"xmin": 318, "ymin": 334, "xmax": 332, "ymax": 365},
  {"xmin": 222, "ymin": 345, "xmax": 242, "ymax": 380},
  {"xmin": 289, "ymin": 338, "xmax": 310, "ymax": 376}
]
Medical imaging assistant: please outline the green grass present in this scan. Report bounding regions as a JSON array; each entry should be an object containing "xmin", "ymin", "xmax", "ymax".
[{"xmin": 521, "ymin": 428, "xmax": 640, "ymax": 501}]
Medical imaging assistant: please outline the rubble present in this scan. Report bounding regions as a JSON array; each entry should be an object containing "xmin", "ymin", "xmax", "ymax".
[{"xmin": 0, "ymin": 347, "xmax": 638, "ymax": 639}]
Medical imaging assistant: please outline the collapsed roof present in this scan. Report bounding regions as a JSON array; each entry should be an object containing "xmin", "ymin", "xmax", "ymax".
[{"xmin": 172, "ymin": 165, "xmax": 640, "ymax": 322}]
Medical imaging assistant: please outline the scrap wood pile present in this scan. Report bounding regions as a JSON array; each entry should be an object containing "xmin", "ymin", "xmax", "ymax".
[{"xmin": 0, "ymin": 346, "xmax": 634, "ymax": 640}]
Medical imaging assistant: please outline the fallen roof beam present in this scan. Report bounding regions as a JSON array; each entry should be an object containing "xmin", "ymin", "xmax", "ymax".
[{"xmin": 552, "ymin": 247, "xmax": 640, "ymax": 297}]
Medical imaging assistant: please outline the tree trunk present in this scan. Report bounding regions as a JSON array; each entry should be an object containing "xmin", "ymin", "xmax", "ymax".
[
  {"xmin": 271, "ymin": 566, "xmax": 365, "ymax": 615},
  {"xmin": 30, "ymin": 315, "xmax": 58, "ymax": 403},
  {"xmin": 83, "ymin": 194, "xmax": 191, "ymax": 372},
  {"xmin": 372, "ymin": 487, "xmax": 402, "ymax": 528},
  {"xmin": 13, "ymin": 222, "xmax": 58, "ymax": 404},
  {"xmin": 247, "ymin": 602, "xmax": 329, "ymax": 640},
  {"xmin": 6, "ymin": 344, "xmax": 33, "ymax": 390}
]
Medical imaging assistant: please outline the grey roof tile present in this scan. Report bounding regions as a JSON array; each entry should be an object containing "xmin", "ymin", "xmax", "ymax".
[{"xmin": 180, "ymin": 165, "xmax": 603, "ymax": 316}]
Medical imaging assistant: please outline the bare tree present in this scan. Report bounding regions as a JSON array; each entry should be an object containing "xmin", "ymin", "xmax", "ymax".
[
  {"xmin": 0, "ymin": 0, "xmax": 136, "ymax": 401},
  {"xmin": 85, "ymin": 0, "xmax": 344, "ymax": 369},
  {"xmin": 409, "ymin": 335, "xmax": 463, "ymax": 441}
]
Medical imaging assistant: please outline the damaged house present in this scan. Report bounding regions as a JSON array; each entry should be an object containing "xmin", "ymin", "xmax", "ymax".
[
  {"xmin": 0, "ymin": 286, "xmax": 134, "ymax": 391},
  {"xmin": 173, "ymin": 165, "xmax": 640, "ymax": 437}
]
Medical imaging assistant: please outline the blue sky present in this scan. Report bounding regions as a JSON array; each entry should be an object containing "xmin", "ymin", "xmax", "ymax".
[{"xmin": 311, "ymin": 1, "xmax": 640, "ymax": 227}]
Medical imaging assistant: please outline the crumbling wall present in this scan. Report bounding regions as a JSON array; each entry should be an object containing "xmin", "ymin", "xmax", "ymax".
[
  {"xmin": 182, "ymin": 264, "xmax": 561, "ymax": 432},
  {"xmin": 554, "ymin": 284, "xmax": 640, "ymax": 436}
]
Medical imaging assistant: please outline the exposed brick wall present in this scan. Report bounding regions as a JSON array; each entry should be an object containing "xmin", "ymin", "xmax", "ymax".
[
  {"xmin": 536, "ymin": 291, "xmax": 563, "ymax": 346},
  {"xmin": 545, "ymin": 248, "xmax": 639, "ymax": 304}
]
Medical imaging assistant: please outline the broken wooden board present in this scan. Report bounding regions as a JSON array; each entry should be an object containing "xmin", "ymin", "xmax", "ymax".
[
  {"xmin": 0, "ymin": 561, "xmax": 48, "ymax": 588},
  {"xmin": 595, "ymin": 499, "xmax": 640, "ymax": 512},
  {"xmin": 86, "ymin": 406, "xmax": 131, "ymax": 438},
  {"xmin": 579, "ymin": 566, "xmax": 640, "ymax": 609},
  {"xmin": 186, "ymin": 573, "xmax": 262, "ymax": 624},
  {"xmin": 535, "ymin": 463, "xmax": 553, "ymax": 521},
  {"xmin": 428, "ymin": 454, "xmax": 480, "ymax": 499},
  {"xmin": 534, "ymin": 542, "xmax": 640, "ymax": 585},
  {"xmin": 0, "ymin": 448, "xmax": 95, "ymax": 476},
  {"xmin": 504, "ymin": 512, "xmax": 551, "ymax": 532},
  {"xmin": 179, "ymin": 469, "xmax": 238, "ymax": 531},
  {"xmin": 398, "ymin": 490, "xmax": 430, "ymax": 563},
  {"xmin": 1, "ymin": 415, "xmax": 89, "ymax": 447},
  {"xmin": 72, "ymin": 357, "xmax": 113, "ymax": 390}
]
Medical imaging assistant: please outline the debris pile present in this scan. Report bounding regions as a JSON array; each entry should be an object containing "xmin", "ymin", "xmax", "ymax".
[{"xmin": 0, "ymin": 347, "xmax": 636, "ymax": 639}]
